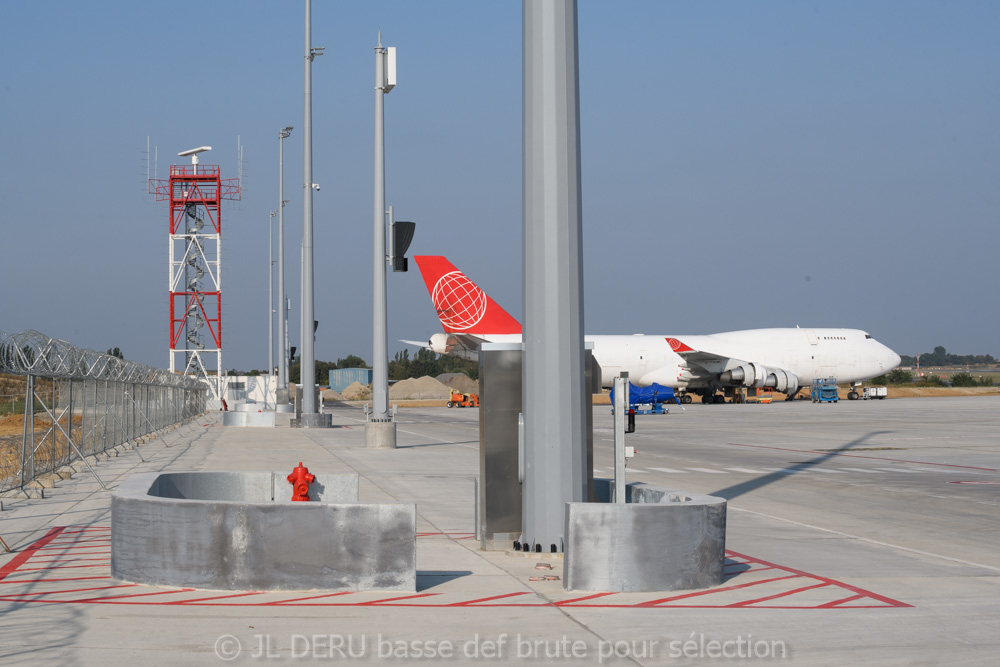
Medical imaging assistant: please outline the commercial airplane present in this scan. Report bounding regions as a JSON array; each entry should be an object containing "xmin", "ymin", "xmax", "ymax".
[{"xmin": 406, "ymin": 256, "xmax": 902, "ymax": 403}]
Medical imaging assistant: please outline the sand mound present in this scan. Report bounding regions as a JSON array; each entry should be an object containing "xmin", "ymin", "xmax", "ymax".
[
  {"xmin": 436, "ymin": 373, "xmax": 479, "ymax": 395},
  {"xmin": 389, "ymin": 376, "xmax": 452, "ymax": 400},
  {"xmin": 341, "ymin": 381, "xmax": 371, "ymax": 400},
  {"xmin": 322, "ymin": 388, "xmax": 343, "ymax": 401}
]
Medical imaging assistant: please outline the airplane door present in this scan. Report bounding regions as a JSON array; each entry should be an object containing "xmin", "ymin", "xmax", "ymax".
[{"xmin": 805, "ymin": 329, "xmax": 818, "ymax": 345}]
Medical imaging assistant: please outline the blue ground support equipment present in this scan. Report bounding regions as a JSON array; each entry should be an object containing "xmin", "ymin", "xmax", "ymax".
[
  {"xmin": 610, "ymin": 382, "xmax": 679, "ymax": 414},
  {"xmin": 811, "ymin": 378, "xmax": 839, "ymax": 403}
]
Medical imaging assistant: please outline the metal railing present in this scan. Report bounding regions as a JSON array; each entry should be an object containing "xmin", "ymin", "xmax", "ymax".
[{"xmin": 0, "ymin": 330, "xmax": 208, "ymax": 494}]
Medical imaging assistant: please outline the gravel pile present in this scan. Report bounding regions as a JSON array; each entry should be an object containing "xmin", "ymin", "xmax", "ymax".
[
  {"xmin": 436, "ymin": 373, "xmax": 479, "ymax": 395},
  {"xmin": 341, "ymin": 381, "xmax": 371, "ymax": 400},
  {"xmin": 389, "ymin": 376, "xmax": 452, "ymax": 400}
]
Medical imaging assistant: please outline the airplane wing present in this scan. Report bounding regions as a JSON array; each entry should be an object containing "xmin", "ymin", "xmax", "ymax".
[
  {"xmin": 666, "ymin": 337, "xmax": 740, "ymax": 374},
  {"xmin": 666, "ymin": 336, "xmax": 799, "ymax": 393}
]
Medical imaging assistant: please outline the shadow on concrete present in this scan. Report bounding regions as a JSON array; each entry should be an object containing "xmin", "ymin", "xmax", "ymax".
[
  {"xmin": 710, "ymin": 431, "xmax": 890, "ymax": 501},
  {"xmin": 722, "ymin": 558, "xmax": 752, "ymax": 581},
  {"xmin": 397, "ymin": 441, "xmax": 478, "ymax": 449},
  {"xmin": 416, "ymin": 570, "xmax": 473, "ymax": 591}
]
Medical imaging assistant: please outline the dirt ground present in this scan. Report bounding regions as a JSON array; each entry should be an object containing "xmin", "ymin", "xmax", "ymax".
[{"xmin": 0, "ymin": 413, "xmax": 72, "ymax": 437}]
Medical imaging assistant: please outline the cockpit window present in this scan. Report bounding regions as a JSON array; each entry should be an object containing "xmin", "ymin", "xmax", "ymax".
[{"xmin": 865, "ymin": 334, "xmax": 872, "ymax": 339}]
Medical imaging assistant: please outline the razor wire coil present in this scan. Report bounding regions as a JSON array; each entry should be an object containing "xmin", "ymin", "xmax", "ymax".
[{"xmin": 0, "ymin": 330, "xmax": 203, "ymax": 390}]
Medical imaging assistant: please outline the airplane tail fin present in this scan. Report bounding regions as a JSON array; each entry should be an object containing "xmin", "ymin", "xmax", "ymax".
[{"xmin": 413, "ymin": 256, "xmax": 522, "ymax": 334}]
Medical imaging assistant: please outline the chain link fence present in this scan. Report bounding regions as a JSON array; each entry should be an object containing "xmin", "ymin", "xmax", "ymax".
[{"xmin": 0, "ymin": 330, "xmax": 207, "ymax": 494}]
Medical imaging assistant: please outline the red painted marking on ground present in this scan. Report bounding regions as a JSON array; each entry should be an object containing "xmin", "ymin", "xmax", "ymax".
[
  {"xmin": 266, "ymin": 591, "xmax": 354, "ymax": 605},
  {"xmin": 727, "ymin": 442, "xmax": 996, "ymax": 471},
  {"xmin": 27, "ymin": 551, "xmax": 109, "ymax": 557},
  {"xmin": 0, "ymin": 584, "xmax": 133, "ymax": 600},
  {"xmin": 818, "ymin": 593, "xmax": 866, "ymax": 608},
  {"xmin": 634, "ymin": 575, "xmax": 801, "ymax": 607},
  {"xmin": 0, "ymin": 576, "xmax": 110, "ymax": 585},
  {"xmin": 357, "ymin": 593, "xmax": 439, "ymax": 606},
  {"xmin": 1, "ymin": 529, "xmax": 911, "ymax": 610},
  {"xmin": 556, "ymin": 592, "xmax": 615, "ymax": 606},
  {"xmin": 169, "ymin": 592, "xmax": 265, "ymax": 605},
  {"xmin": 725, "ymin": 550, "xmax": 912, "ymax": 609},
  {"xmin": 33, "ymin": 543, "xmax": 109, "ymax": 551},
  {"xmin": 727, "ymin": 582, "xmax": 830, "ymax": 607},
  {"xmin": 0, "ymin": 527, "xmax": 65, "ymax": 582},
  {"xmin": 78, "ymin": 589, "xmax": 195, "ymax": 603},
  {"xmin": 949, "ymin": 481, "xmax": 1000, "ymax": 485},
  {"xmin": 48, "ymin": 539, "xmax": 111, "ymax": 546},
  {"xmin": 446, "ymin": 592, "xmax": 530, "ymax": 607},
  {"xmin": 19, "ymin": 563, "xmax": 110, "ymax": 572}
]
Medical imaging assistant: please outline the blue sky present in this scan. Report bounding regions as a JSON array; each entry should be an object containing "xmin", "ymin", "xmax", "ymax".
[{"xmin": 1, "ymin": 0, "xmax": 997, "ymax": 370}]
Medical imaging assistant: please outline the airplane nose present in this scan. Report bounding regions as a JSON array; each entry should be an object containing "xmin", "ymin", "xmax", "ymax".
[{"xmin": 888, "ymin": 349, "xmax": 901, "ymax": 370}]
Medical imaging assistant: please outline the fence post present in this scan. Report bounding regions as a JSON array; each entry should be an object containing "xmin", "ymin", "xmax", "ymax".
[{"xmin": 20, "ymin": 374, "xmax": 34, "ymax": 488}]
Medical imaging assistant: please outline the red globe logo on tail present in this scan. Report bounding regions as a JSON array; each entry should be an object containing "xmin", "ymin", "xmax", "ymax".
[
  {"xmin": 432, "ymin": 271, "xmax": 488, "ymax": 331},
  {"xmin": 666, "ymin": 337, "xmax": 694, "ymax": 353}
]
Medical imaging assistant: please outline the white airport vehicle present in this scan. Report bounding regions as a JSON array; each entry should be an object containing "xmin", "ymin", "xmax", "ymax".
[
  {"xmin": 405, "ymin": 256, "xmax": 902, "ymax": 403},
  {"xmin": 863, "ymin": 386, "xmax": 888, "ymax": 400}
]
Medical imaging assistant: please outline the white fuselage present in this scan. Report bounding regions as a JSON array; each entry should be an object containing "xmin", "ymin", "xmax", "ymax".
[
  {"xmin": 588, "ymin": 328, "xmax": 900, "ymax": 389},
  {"xmin": 459, "ymin": 328, "xmax": 901, "ymax": 391}
]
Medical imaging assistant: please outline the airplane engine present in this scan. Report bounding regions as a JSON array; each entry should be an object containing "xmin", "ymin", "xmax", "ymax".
[
  {"xmin": 427, "ymin": 333, "xmax": 478, "ymax": 361},
  {"xmin": 719, "ymin": 362, "xmax": 768, "ymax": 388},
  {"xmin": 765, "ymin": 369, "xmax": 799, "ymax": 395},
  {"xmin": 428, "ymin": 333, "xmax": 451, "ymax": 355}
]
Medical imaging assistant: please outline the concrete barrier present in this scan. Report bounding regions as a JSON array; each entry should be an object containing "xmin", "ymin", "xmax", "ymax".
[
  {"xmin": 563, "ymin": 480, "xmax": 726, "ymax": 592},
  {"xmin": 222, "ymin": 411, "xmax": 276, "ymax": 427},
  {"xmin": 111, "ymin": 471, "xmax": 415, "ymax": 591}
]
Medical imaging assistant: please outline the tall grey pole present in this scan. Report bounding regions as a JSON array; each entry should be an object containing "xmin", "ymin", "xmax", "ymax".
[
  {"xmin": 613, "ymin": 376, "xmax": 627, "ymax": 504},
  {"xmin": 278, "ymin": 126, "xmax": 292, "ymax": 404},
  {"xmin": 367, "ymin": 34, "xmax": 396, "ymax": 448},
  {"xmin": 521, "ymin": 0, "xmax": 587, "ymax": 553},
  {"xmin": 299, "ymin": 0, "xmax": 321, "ymax": 422},
  {"xmin": 268, "ymin": 210, "xmax": 276, "ymax": 383},
  {"xmin": 373, "ymin": 36, "xmax": 388, "ymax": 421}
]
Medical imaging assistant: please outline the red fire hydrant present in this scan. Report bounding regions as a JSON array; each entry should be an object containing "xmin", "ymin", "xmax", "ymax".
[{"xmin": 287, "ymin": 462, "xmax": 315, "ymax": 502}]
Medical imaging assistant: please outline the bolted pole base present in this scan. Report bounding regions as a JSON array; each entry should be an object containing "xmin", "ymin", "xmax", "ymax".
[
  {"xmin": 292, "ymin": 413, "xmax": 331, "ymax": 429},
  {"xmin": 365, "ymin": 420, "xmax": 397, "ymax": 449}
]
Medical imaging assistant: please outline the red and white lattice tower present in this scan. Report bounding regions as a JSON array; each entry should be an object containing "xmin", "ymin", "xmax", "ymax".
[{"xmin": 151, "ymin": 146, "xmax": 240, "ymax": 401}]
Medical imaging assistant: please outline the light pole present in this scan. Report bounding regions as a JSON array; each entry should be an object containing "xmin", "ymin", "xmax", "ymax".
[
  {"xmin": 521, "ymin": 0, "xmax": 587, "ymax": 554},
  {"xmin": 268, "ymin": 209, "xmax": 277, "ymax": 393},
  {"xmin": 277, "ymin": 126, "xmax": 293, "ymax": 405},
  {"xmin": 298, "ymin": 0, "xmax": 327, "ymax": 427},
  {"xmin": 367, "ymin": 32, "xmax": 397, "ymax": 449}
]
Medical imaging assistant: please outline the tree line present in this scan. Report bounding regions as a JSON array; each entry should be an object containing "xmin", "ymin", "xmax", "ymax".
[
  {"xmin": 873, "ymin": 369, "xmax": 995, "ymax": 387},
  {"xmin": 241, "ymin": 349, "xmax": 478, "ymax": 384},
  {"xmin": 899, "ymin": 346, "xmax": 995, "ymax": 368}
]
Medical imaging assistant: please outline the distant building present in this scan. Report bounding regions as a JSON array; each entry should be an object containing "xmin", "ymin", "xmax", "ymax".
[{"xmin": 329, "ymin": 368, "xmax": 373, "ymax": 393}]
